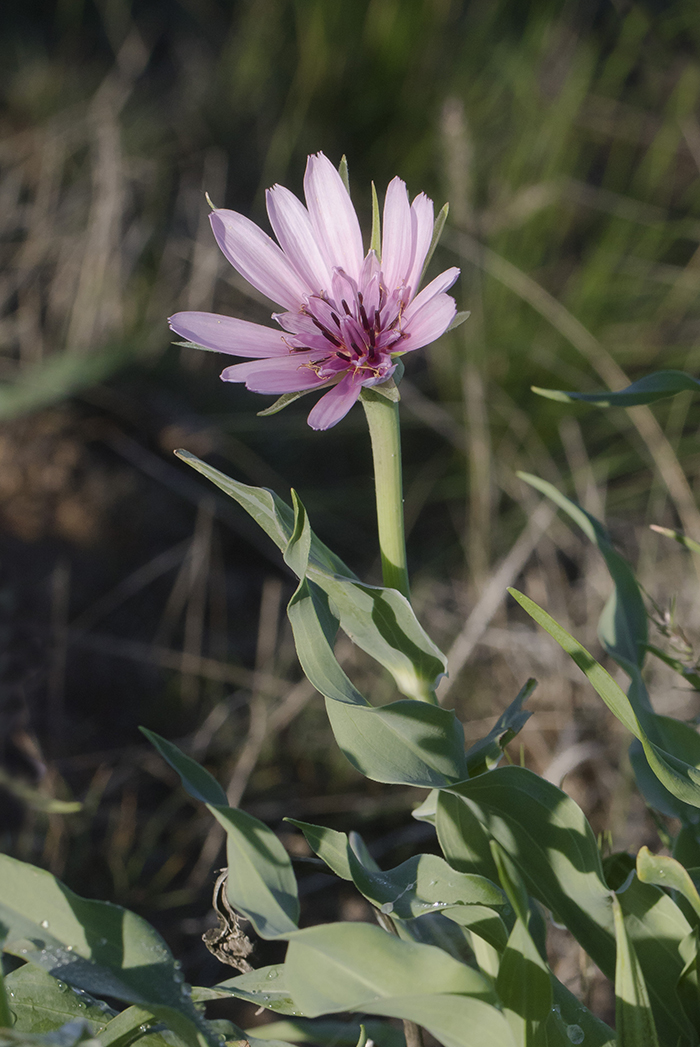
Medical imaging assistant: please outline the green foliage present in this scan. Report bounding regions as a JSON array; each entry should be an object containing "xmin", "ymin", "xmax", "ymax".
[
  {"xmin": 0, "ymin": 856, "xmax": 218, "ymax": 1047},
  {"xmin": 613, "ymin": 894, "xmax": 660, "ymax": 1047},
  {"xmin": 533, "ymin": 371, "xmax": 700, "ymax": 408}
]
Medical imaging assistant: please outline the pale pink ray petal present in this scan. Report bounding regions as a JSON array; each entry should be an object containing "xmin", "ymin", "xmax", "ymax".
[
  {"xmin": 220, "ymin": 352, "xmax": 328, "ymax": 393},
  {"xmin": 402, "ymin": 266, "xmax": 460, "ymax": 322},
  {"xmin": 266, "ymin": 185, "xmax": 332, "ymax": 294},
  {"xmin": 304, "ymin": 153, "xmax": 364, "ymax": 281},
  {"xmin": 306, "ymin": 372, "xmax": 364, "ymax": 430},
  {"xmin": 169, "ymin": 312, "xmax": 289, "ymax": 357},
  {"xmin": 399, "ymin": 293, "xmax": 457, "ymax": 352},
  {"xmin": 381, "ymin": 177, "xmax": 412, "ymax": 292},
  {"xmin": 404, "ymin": 193, "xmax": 434, "ymax": 299},
  {"xmin": 210, "ymin": 210, "xmax": 307, "ymax": 311}
]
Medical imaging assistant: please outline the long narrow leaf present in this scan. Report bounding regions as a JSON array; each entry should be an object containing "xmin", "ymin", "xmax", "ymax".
[
  {"xmin": 509, "ymin": 588, "xmax": 700, "ymax": 808},
  {"xmin": 532, "ymin": 369, "xmax": 700, "ymax": 407}
]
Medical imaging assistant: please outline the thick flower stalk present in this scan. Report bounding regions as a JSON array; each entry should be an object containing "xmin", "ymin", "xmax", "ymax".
[{"xmin": 169, "ymin": 152, "xmax": 459, "ymax": 430}]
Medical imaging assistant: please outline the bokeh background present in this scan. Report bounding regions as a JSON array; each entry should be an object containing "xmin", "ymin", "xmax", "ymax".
[{"xmin": 3, "ymin": 0, "xmax": 700, "ymax": 1025}]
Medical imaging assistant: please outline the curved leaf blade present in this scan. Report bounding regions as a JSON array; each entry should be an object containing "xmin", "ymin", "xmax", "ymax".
[
  {"xmin": 283, "ymin": 923, "xmax": 494, "ymax": 1016},
  {"xmin": 139, "ymin": 729, "xmax": 227, "ymax": 807},
  {"xmin": 0, "ymin": 855, "xmax": 215, "ymax": 1047},
  {"xmin": 207, "ymin": 806, "xmax": 299, "ymax": 940},
  {"xmin": 509, "ymin": 588, "xmax": 700, "ymax": 808},
  {"xmin": 532, "ymin": 369, "xmax": 700, "ymax": 407}
]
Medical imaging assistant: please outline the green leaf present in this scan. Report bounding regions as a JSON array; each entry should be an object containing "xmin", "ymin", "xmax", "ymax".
[
  {"xmin": 257, "ymin": 390, "xmax": 317, "ymax": 417},
  {"xmin": 360, "ymin": 379, "xmax": 400, "ymax": 403},
  {"xmin": 464, "ymin": 680, "xmax": 535, "ymax": 776},
  {"xmin": 370, "ymin": 182, "xmax": 381, "ymax": 259},
  {"xmin": 174, "ymin": 451, "xmax": 353, "ymax": 580},
  {"xmin": 347, "ymin": 850, "xmax": 504, "ymax": 919},
  {"xmin": 548, "ymin": 979, "xmax": 616, "ymax": 1047},
  {"xmin": 508, "ymin": 588, "xmax": 700, "ymax": 809},
  {"xmin": 517, "ymin": 474, "xmax": 647, "ymax": 675},
  {"xmin": 5, "ymin": 964, "xmax": 115, "ymax": 1034},
  {"xmin": 440, "ymin": 905, "xmax": 509, "ymax": 954},
  {"xmin": 419, "ymin": 203, "xmax": 449, "ymax": 288},
  {"xmin": 443, "ymin": 768, "xmax": 692, "ymax": 1045},
  {"xmin": 283, "ymin": 923, "xmax": 493, "ymax": 1012},
  {"xmin": 489, "ymin": 842, "xmax": 552, "ymax": 1042},
  {"xmin": 447, "ymin": 310, "xmax": 470, "ymax": 332},
  {"xmin": 613, "ymin": 894, "xmax": 660, "ymax": 1047},
  {"xmin": 138, "ymin": 729, "xmax": 227, "ymax": 806},
  {"xmin": 285, "ymin": 821, "xmax": 352, "ymax": 879},
  {"xmin": 338, "ymin": 156, "xmax": 350, "ymax": 195},
  {"xmin": 99, "ymin": 1006, "xmax": 180, "ymax": 1047},
  {"xmin": 199, "ymin": 966, "xmax": 303, "ymax": 1015},
  {"xmin": 630, "ymin": 716, "xmax": 700, "ymax": 822},
  {"xmin": 245, "ymin": 1019, "xmax": 403, "ymax": 1047},
  {"xmin": 442, "ymin": 768, "xmax": 615, "ymax": 970},
  {"xmin": 283, "ymin": 491, "xmax": 311, "ymax": 579},
  {"xmin": 532, "ymin": 369, "xmax": 700, "ymax": 407},
  {"xmin": 436, "ymin": 790, "xmax": 501, "ymax": 883},
  {"xmin": 0, "ymin": 1021, "xmax": 101, "ymax": 1047},
  {"xmin": 175, "ymin": 453, "xmax": 447, "ymax": 701},
  {"xmin": 286, "ymin": 580, "xmax": 368, "ymax": 707},
  {"xmin": 637, "ymin": 846, "xmax": 700, "ymax": 919},
  {"xmin": 411, "ymin": 791, "xmax": 438, "ymax": 824},
  {"xmin": 0, "ymin": 855, "xmax": 215, "ymax": 1047},
  {"xmin": 615, "ymin": 870, "xmax": 694, "ymax": 1045},
  {"xmin": 317, "ymin": 576, "xmax": 446, "ymax": 702},
  {"xmin": 367, "ymin": 996, "xmax": 516, "ymax": 1047},
  {"xmin": 207, "ymin": 806, "xmax": 299, "ymax": 939},
  {"xmin": 287, "ymin": 578, "xmax": 466, "ymax": 786},
  {"xmin": 497, "ymin": 918, "xmax": 552, "ymax": 1038},
  {"xmin": 489, "ymin": 842, "xmax": 528, "ymax": 926},
  {"xmin": 325, "ymin": 697, "xmax": 468, "ymax": 787}
]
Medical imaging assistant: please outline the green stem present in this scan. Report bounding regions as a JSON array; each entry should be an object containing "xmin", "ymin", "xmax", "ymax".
[{"xmin": 361, "ymin": 386, "xmax": 410, "ymax": 601}]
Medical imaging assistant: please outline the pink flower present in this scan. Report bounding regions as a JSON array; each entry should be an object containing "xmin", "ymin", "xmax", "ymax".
[{"xmin": 169, "ymin": 153, "xmax": 459, "ymax": 430}]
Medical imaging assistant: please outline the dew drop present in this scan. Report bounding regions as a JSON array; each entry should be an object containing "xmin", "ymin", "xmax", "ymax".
[
  {"xmin": 266, "ymin": 969, "xmax": 280, "ymax": 980},
  {"xmin": 379, "ymin": 902, "xmax": 394, "ymax": 915},
  {"xmin": 8, "ymin": 992, "xmax": 14, "ymax": 999},
  {"xmin": 8, "ymin": 1011, "xmax": 16, "ymax": 1026},
  {"xmin": 40, "ymin": 920, "xmax": 49, "ymax": 929},
  {"xmin": 56, "ymin": 981, "xmax": 69, "ymax": 993},
  {"xmin": 566, "ymin": 1025, "xmax": 584, "ymax": 1044},
  {"xmin": 65, "ymin": 945, "xmax": 73, "ymax": 952},
  {"xmin": 138, "ymin": 1024, "xmax": 150, "ymax": 1033}
]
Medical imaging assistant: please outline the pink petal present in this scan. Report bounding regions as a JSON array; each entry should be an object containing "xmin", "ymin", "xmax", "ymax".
[
  {"xmin": 381, "ymin": 177, "xmax": 412, "ymax": 292},
  {"xmin": 210, "ymin": 210, "xmax": 307, "ymax": 311},
  {"xmin": 403, "ymin": 267, "xmax": 460, "ymax": 322},
  {"xmin": 169, "ymin": 312, "xmax": 289, "ymax": 357},
  {"xmin": 304, "ymin": 153, "xmax": 364, "ymax": 282},
  {"xmin": 399, "ymin": 293, "xmax": 456, "ymax": 352},
  {"xmin": 306, "ymin": 372, "xmax": 363, "ymax": 430},
  {"xmin": 266, "ymin": 185, "xmax": 332, "ymax": 294},
  {"xmin": 404, "ymin": 193, "xmax": 434, "ymax": 299},
  {"xmin": 221, "ymin": 352, "xmax": 328, "ymax": 393}
]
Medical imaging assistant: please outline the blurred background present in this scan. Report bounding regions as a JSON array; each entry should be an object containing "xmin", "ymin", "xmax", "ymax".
[{"xmin": 2, "ymin": 0, "xmax": 700, "ymax": 1025}]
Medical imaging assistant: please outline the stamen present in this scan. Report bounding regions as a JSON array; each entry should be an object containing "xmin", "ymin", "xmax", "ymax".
[
  {"xmin": 359, "ymin": 305, "xmax": 370, "ymax": 330},
  {"xmin": 310, "ymin": 316, "xmax": 342, "ymax": 347},
  {"xmin": 341, "ymin": 299, "xmax": 351, "ymax": 315}
]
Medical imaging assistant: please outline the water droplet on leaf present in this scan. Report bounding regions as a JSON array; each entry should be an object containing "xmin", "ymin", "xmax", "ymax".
[
  {"xmin": 40, "ymin": 920, "xmax": 49, "ymax": 929},
  {"xmin": 379, "ymin": 902, "xmax": 394, "ymax": 914},
  {"xmin": 566, "ymin": 1025, "xmax": 584, "ymax": 1044}
]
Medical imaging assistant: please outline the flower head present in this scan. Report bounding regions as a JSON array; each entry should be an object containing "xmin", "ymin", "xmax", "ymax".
[{"xmin": 169, "ymin": 153, "xmax": 459, "ymax": 430}]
